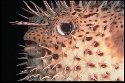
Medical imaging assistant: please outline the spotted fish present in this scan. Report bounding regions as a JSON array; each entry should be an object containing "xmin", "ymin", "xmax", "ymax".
[{"xmin": 11, "ymin": 0, "xmax": 124, "ymax": 81}]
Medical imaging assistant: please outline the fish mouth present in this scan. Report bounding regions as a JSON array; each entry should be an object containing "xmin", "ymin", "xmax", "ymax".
[{"xmin": 24, "ymin": 40, "xmax": 52, "ymax": 58}]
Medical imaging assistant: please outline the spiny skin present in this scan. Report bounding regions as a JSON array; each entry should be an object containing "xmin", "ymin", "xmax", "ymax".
[{"xmin": 15, "ymin": 1, "xmax": 124, "ymax": 81}]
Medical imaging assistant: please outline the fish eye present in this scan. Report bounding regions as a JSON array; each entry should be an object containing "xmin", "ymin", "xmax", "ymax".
[{"xmin": 57, "ymin": 22, "xmax": 75, "ymax": 36}]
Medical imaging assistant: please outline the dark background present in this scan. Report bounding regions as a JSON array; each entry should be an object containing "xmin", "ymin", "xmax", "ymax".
[
  {"xmin": 1, "ymin": 0, "xmax": 28, "ymax": 81},
  {"xmin": 1, "ymin": 0, "xmax": 56, "ymax": 81}
]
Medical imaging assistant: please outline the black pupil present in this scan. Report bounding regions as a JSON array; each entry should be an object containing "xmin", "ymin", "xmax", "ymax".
[{"xmin": 61, "ymin": 22, "xmax": 74, "ymax": 35}]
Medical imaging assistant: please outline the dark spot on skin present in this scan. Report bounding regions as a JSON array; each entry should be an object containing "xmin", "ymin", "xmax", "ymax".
[
  {"xmin": 81, "ymin": 30, "xmax": 84, "ymax": 32},
  {"xmin": 87, "ymin": 63, "xmax": 96, "ymax": 68},
  {"xmin": 89, "ymin": 10, "xmax": 93, "ymax": 12},
  {"xmin": 43, "ymin": 40, "xmax": 45, "ymax": 42},
  {"xmin": 89, "ymin": 20, "xmax": 92, "ymax": 21},
  {"xmin": 107, "ymin": 11, "xmax": 111, "ymax": 13},
  {"xmin": 94, "ymin": 74, "xmax": 98, "ymax": 80},
  {"xmin": 80, "ymin": 21, "xmax": 82, "ymax": 23},
  {"xmin": 100, "ymin": 63, "xmax": 107, "ymax": 68},
  {"xmin": 87, "ymin": 50, "xmax": 92, "ymax": 55},
  {"xmin": 93, "ymin": 25, "xmax": 99, "ymax": 31},
  {"xmin": 74, "ymin": 9, "xmax": 82, "ymax": 12},
  {"xmin": 103, "ymin": 20, "xmax": 107, "ymax": 23},
  {"xmin": 95, "ymin": 20, "xmax": 97, "ymax": 22},
  {"xmin": 84, "ymin": 50, "xmax": 86, "ymax": 55},
  {"xmin": 98, "ymin": 52, "xmax": 104, "ymax": 56},
  {"xmin": 110, "ymin": 18, "xmax": 112, "ymax": 20},
  {"xmin": 120, "ymin": 21, "xmax": 122, "ymax": 23},
  {"xmin": 103, "ymin": 72, "xmax": 110, "ymax": 79},
  {"xmin": 33, "ymin": 37, "xmax": 36, "ymax": 40},
  {"xmin": 116, "ymin": 78, "xmax": 122, "ymax": 81},
  {"xmin": 57, "ymin": 64, "xmax": 62, "ymax": 68},
  {"xmin": 69, "ymin": 41, "xmax": 72, "ymax": 44},
  {"xmin": 78, "ymin": 35, "xmax": 83, "ymax": 37},
  {"xmin": 116, "ymin": 26, "xmax": 118, "ymax": 28},
  {"xmin": 93, "ymin": 41, "xmax": 99, "ymax": 47},
  {"xmin": 63, "ymin": 53, "xmax": 67, "ymax": 57},
  {"xmin": 118, "ymin": 17, "xmax": 121, "ymax": 20},
  {"xmin": 55, "ymin": 45, "xmax": 58, "ymax": 50},
  {"xmin": 74, "ymin": 46, "xmax": 79, "ymax": 49},
  {"xmin": 52, "ymin": 54, "xmax": 59, "ymax": 59},
  {"xmin": 101, "ymin": 34, "xmax": 105, "ymax": 37},
  {"xmin": 62, "ymin": 43, "xmax": 66, "ymax": 47},
  {"xmin": 75, "ymin": 57, "xmax": 81, "ymax": 61},
  {"xmin": 105, "ymin": 37, "xmax": 109, "ymax": 41},
  {"xmin": 53, "ymin": 35, "xmax": 55, "ymax": 37},
  {"xmin": 75, "ymin": 66, "xmax": 81, "ymax": 71},
  {"xmin": 113, "ymin": 21, "xmax": 117, "ymax": 24},
  {"xmin": 41, "ymin": 43, "xmax": 44, "ymax": 46},
  {"xmin": 57, "ymin": 41, "xmax": 60, "ymax": 44},
  {"xmin": 116, "ymin": 9, "xmax": 122, "ymax": 12},
  {"xmin": 86, "ymin": 37, "xmax": 93, "ymax": 41},
  {"xmin": 37, "ymin": 34, "xmax": 40, "ymax": 36},
  {"xmin": 84, "ymin": 21, "xmax": 86, "ymax": 23},
  {"xmin": 86, "ymin": 24, "xmax": 93, "ymax": 26},
  {"xmin": 104, "ymin": 26, "xmax": 107, "ymax": 30},
  {"xmin": 62, "ymin": 13, "xmax": 65, "ymax": 15},
  {"xmin": 121, "ymin": 25, "xmax": 123, "ymax": 28},
  {"xmin": 96, "ymin": 33, "xmax": 100, "ymax": 36},
  {"xmin": 50, "ymin": 65, "xmax": 54, "ymax": 69},
  {"xmin": 72, "ymin": 12, "xmax": 76, "ymax": 15},
  {"xmin": 82, "ymin": 39, "xmax": 84, "ymax": 42},
  {"xmin": 84, "ymin": 13, "xmax": 98, "ymax": 18},
  {"xmin": 73, "ymin": 38, "xmax": 76, "ymax": 41},
  {"xmin": 115, "ymin": 66, "xmax": 119, "ymax": 70},
  {"xmin": 84, "ymin": 49, "xmax": 92, "ymax": 55},
  {"xmin": 38, "ymin": 38, "xmax": 40, "ymax": 42},
  {"xmin": 86, "ymin": 32, "xmax": 89, "ymax": 34},
  {"xmin": 111, "ymin": 14, "xmax": 114, "ymax": 16},
  {"xmin": 66, "ymin": 66, "xmax": 70, "ymax": 71},
  {"xmin": 47, "ymin": 37, "xmax": 49, "ymax": 39}
]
